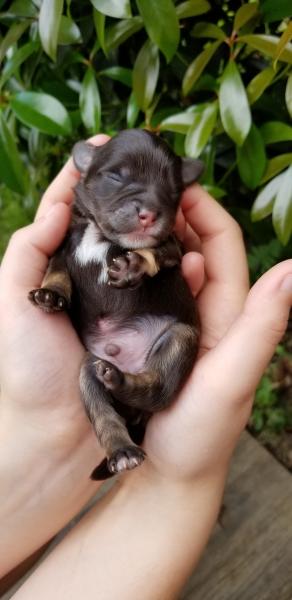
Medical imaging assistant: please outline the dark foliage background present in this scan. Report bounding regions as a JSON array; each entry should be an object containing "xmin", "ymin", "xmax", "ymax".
[{"xmin": 0, "ymin": 0, "xmax": 291, "ymax": 444}]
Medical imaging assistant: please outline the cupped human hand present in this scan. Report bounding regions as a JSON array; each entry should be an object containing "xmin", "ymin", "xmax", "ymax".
[
  {"xmin": 143, "ymin": 186, "xmax": 292, "ymax": 481},
  {"xmin": 0, "ymin": 135, "xmax": 111, "ymax": 455}
]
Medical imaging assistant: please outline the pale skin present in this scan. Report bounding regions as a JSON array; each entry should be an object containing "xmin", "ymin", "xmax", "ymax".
[{"xmin": 0, "ymin": 134, "xmax": 291, "ymax": 599}]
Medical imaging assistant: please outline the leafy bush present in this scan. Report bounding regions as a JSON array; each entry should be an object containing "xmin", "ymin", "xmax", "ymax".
[{"xmin": 0, "ymin": 0, "xmax": 291, "ymax": 252}]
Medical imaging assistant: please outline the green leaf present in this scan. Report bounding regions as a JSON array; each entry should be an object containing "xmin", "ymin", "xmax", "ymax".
[
  {"xmin": 182, "ymin": 40, "xmax": 221, "ymax": 95},
  {"xmin": 133, "ymin": 40, "xmax": 159, "ymax": 112},
  {"xmin": 160, "ymin": 111, "xmax": 196, "ymax": 134},
  {"xmin": 191, "ymin": 21, "xmax": 226, "ymax": 40},
  {"xmin": 58, "ymin": 16, "xmax": 81, "ymax": 45},
  {"xmin": 260, "ymin": 0, "xmax": 292, "ymax": 23},
  {"xmin": 93, "ymin": 9, "xmax": 106, "ymax": 55},
  {"xmin": 100, "ymin": 66, "xmax": 132, "ymax": 87},
  {"xmin": 285, "ymin": 74, "xmax": 292, "ymax": 118},
  {"xmin": 89, "ymin": 0, "xmax": 131, "ymax": 19},
  {"xmin": 176, "ymin": 0, "xmax": 211, "ymax": 19},
  {"xmin": 0, "ymin": 20, "xmax": 30, "ymax": 63},
  {"xmin": 238, "ymin": 34, "xmax": 292, "ymax": 64},
  {"xmin": 39, "ymin": 0, "xmax": 64, "ymax": 61},
  {"xmin": 0, "ymin": 112, "xmax": 28, "ymax": 194},
  {"xmin": 246, "ymin": 66, "xmax": 275, "ymax": 104},
  {"xmin": 251, "ymin": 172, "xmax": 285, "ymax": 221},
  {"xmin": 203, "ymin": 184, "xmax": 226, "ymax": 199},
  {"xmin": 105, "ymin": 17, "xmax": 143, "ymax": 51},
  {"xmin": 126, "ymin": 91, "xmax": 140, "ymax": 128},
  {"xmin": 233, "ymin": 3, "xmax": 259, "ymax": 32},
  {"xmin": 236, "ymin": 124, "xmax": 266, "ymax": 189},
  {"xmin": 274, "ymin": 22, "xmax": 292, "ymax": 66},
  {"xmin": 219, "ymin": 60, "xmax": 251, "ymax": 146},
  {"xmin": 260, "ymin": 121, "xmax": 292, "ymax": 144},
  {"xmin": 273, "ymin": 165, "xmax": 292, "ymax": 245},
  {"xmin": 185, "ymin": 102, "xmax": 218, "ymax": 158},
  {"xmin": 261, "ymin": 153, "xmax": 292, "ymax": 183},
  {"xmin": 80, "ymin": 69, "xmax": 101, "ymax": 133},
  {"xmin": 1, "ymin": 0, "xmax": 37, "ymax": 18},
  {"xmin": 0, "ymin": 40, "xmax": 39, "ymax": 88},
  {"xmin": 11, "ymin": 91, "xmax": 72, "ymax": 136},
  {"xmin": 136, "ymin": 0, "xmax": 180, "ymax": 62}
]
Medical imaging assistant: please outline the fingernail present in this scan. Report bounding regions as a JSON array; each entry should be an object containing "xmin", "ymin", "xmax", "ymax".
[{"xmin": 280, "ymin": 274, "xmax": 292, "ymax": 293}]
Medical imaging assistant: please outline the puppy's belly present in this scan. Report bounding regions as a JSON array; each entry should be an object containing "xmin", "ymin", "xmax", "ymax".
[{"xmin": 84, "ymin": 315, "xmax": 175, "ymax": 374}]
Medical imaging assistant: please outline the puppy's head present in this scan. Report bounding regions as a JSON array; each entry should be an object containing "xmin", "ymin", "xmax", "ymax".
[{"xmin": 73, "ymin": 130, "xmax": 203, "ymax": 248}]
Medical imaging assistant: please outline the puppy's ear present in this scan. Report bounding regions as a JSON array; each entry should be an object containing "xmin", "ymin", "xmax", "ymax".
[
  {"xmin": 72, "ymin": 142, "xmax": 96, "ymax": 173},
  {"xmin": 181, "ymin": 158, "xmax": 204, "ymax": 187}
]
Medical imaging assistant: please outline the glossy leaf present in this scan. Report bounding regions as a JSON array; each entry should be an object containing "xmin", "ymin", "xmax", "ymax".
[
  {"xmin": 233, "ymin": 3, "xmax": 259, "ymax": 32},
  {"xmin": 239, "ymin": 35, "xmax": 292, "ymax": 64},
  {"xmin": 182, "ymin": 40, "xmax": 221, "ymax": 95},
  {"xmin": 93, "ymin": 9, "xmax": 106, "ymax": 55},
  {"xmin": 0, "ymin": 40, "xmax": 39, "ymax": 88},
  {"xmin": 58, "ymin": 16, "xmax": 81, "ymax": 45},
  {"xmin": 219, "ymin": 61, "xmax": 251, "ymax": 146},
  {"xmin": 251, "ymin": 172, "xmax": 285, "ymax": 221},
  {"xmin": 126, "ymin": 91, "xmax": 140, "ymax": 128},
  {"xmin": 39, "ymin": 0, "xmax": 63, "ymax": 61},
  {"xmin": 274, "ymin": 22, "xmax": 292, "ymax": 66},
  {"xmin": 80, "ymin": 69, "xmax": 101, "ymax": 133},
  {"xmin": 261, "ymin": 153, "xmax": 292, "ymax": 183},
  {"xmin": 176, "ymin": 0, "xmax": 211, "ymax": 19},
  {"xmin": 236, "ymin": 125, "xmax": 266, "ymax": 189},
  {"xmin": 246, "ymin": 66, "xmax": 275, "ymax": 104},
  {"xmin": 0, "ymin": 112, "xmax": 28, "ymax": 194},
  {"xmin": 0, "ymin": 20, "xmax": 29, "ymax": 63},
  {"xmin": 185, "ymin": 102, "xmax": 218, "ymax": 158},
  {"xmin": 136, "ymin": 0, "xmax": 180, "ymax": 62},
  {"xmin": 273, "ymin": 165, "xmax": 292, "ymax": 245},
  {"xmin": 2, "ymin": 0, "xmax": 37, "ymax": 18},
  {"xmin": 133, "ymin": 40, "xmax": 159, "ymax": 112},
  {"xmin": 261, "ymin": 0, "xmax": 292, "ymax": 23},
  {"xmin": 105, "ymin": 17, "xmax": 143, "ymax": 51},
  {"xmin": 203, "ymin": 184, "xmax": 226, "ymax": 199},
  {"xmin": 100, "ymin": 66, "xmax": 132, "ymax": 87},
  {"xmin": 89, "ymin": 0, "xmax": 131, "ymax": 18},
  {"xmin": 191, "ymin": 22, "xmax": 226, "ymax": 40},
  {"xmin": 285, "ymin": 74, "xmax": 292, "ymax": 118},
  {"xmin": 11, "ymin": 91, "xmax": 72, "ymax": 136},
  {"xmin": 160, "ymin": 111, "xmax": 196, "ymax": 134},
  {"xmin": 260, "ymin": 121, "xmax": 292, "ymax": 144}
]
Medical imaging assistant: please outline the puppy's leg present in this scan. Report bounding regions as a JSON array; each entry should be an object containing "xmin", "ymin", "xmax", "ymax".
[
  {"xmin": 95, "ymin": 322, "xmax": 199, "ymax": 412},
  {"xmin": 29, "ymin": 251, "xmax": 71, "ymax": 312},
  {"xmin": 80, "ymin": 353, "xmax": 146, "ymax": 480}
]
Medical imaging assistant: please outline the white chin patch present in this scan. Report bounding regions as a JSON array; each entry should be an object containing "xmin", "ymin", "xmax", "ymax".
[{"xmin": 118, "ymin": 235, "xmax": 158, "ymax": 249}]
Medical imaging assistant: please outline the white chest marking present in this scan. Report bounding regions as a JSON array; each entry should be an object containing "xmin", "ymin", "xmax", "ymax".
[{"xmin": 75, "ymin": 222, "xmax": 110, "ymax": 284}]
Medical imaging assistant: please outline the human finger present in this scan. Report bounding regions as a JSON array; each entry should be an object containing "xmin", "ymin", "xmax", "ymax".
[
  {"xmin": 201, "ymin": 260, "xmax": 292, "ymax": 401},
  {"xmin": 36, "ymin": 134, "xmax": 110, "ymax": 220},
  {"xmin": 181, "ymin": 252, "xmax": 205, "ymax": 298},
  {"xmin": 0, "ymin": 203, "xmax": 71, "ymax": 296},
  {"xmin": 181, "ymin": 184, "xmax": 249, "ymax": 348}
]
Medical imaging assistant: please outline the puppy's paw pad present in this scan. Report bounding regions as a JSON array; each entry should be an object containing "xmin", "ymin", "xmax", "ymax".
[
  {"xmin": 108, "ymin": 252, "xmax": 145, "ymax": 288},
  {"xmin": 108, "ymin": 447, "xmax": 146, "ymax": 473},
  {"xmin": 95, "ymin": 359, "xmax": 123, "ymax": 390},
  {"xmin": 28, "ymin": 288, "xmax": 67, "ymax": 312}
]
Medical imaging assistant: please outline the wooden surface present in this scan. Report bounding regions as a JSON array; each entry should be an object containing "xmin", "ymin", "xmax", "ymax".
[
  {"xmin": 1, "ymin": 433, "xmax": 292, "ymax": 600},
  {"xmin": 181, "ymin": 432, "xmax": 292, "ymax": 600}
]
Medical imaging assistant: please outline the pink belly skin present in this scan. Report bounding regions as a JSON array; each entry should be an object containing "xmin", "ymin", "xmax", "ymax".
[{"xmin": 85, "ymin": 315, "xmax": 175, "ymax": 374}]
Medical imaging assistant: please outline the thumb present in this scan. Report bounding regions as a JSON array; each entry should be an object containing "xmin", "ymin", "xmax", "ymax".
[
  {"xmin": 202, "ymin": 260, "xmax": 292, "ymax": 402},
  {"xmin": 0, "ymin": 203, "xmax": 71, "ymax": 295}
]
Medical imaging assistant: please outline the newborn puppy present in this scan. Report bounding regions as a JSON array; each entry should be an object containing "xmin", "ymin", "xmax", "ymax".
[{"xmin": 29, "ymin": 129, "xmax": 203, "ymax": 479}]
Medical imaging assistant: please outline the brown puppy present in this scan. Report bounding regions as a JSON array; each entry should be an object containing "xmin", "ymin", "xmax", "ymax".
[{"xmin": 29, "ymin": 130, "xmax": 203, "ymax": 479}]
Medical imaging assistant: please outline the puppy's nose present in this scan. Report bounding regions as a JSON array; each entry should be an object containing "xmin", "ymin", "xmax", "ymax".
[{"xmin": 138, "ymin": 210, "xmax": 157, "ymax": 227}]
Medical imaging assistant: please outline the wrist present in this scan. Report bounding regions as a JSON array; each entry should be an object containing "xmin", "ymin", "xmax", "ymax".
[{"xmin": 0, "ymin": 395, "xmax": 103, "ymax": 577}]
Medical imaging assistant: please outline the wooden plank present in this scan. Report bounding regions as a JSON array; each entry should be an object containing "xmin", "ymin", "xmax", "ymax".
[{"xmin": 181, "ymin": 432, "xmax": 292, "ymax": 600}]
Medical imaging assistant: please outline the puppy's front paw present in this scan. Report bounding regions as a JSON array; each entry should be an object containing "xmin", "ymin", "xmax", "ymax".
[
  {"xmin": 108, "ymin": 446, "xmax": 146, "ymax": 473},
  {"xmin": 107, "ymin": 252, "xmax": 146, "ymax": 288},
  {"xmin": 28, "ymin": 288, "xmax": 67, "ymax": 312}
]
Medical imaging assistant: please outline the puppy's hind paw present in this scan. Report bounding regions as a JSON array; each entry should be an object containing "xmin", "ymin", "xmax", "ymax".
[{"xmin": 108, "ymin": 446, "xmax": 146, "ymax": 474}]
